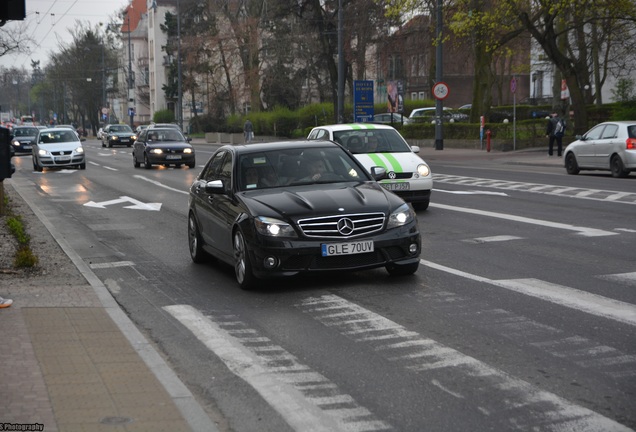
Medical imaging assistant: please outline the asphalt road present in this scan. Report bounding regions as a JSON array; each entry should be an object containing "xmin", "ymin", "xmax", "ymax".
[{"xmin": 8, "ymin": 139, "xmax": 636, "ymax": 432}]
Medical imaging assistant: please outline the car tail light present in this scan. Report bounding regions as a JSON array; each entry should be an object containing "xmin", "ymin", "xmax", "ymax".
[{"xmin": 627, "ymin": 138, "xmax": 636, "ymax": 150}]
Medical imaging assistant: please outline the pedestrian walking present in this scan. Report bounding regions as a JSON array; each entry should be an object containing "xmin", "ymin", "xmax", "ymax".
[
  {"xmin": 244, "ymin": 119, "xmax": 254, "ymax": 143},
  {"xmin": 546, "ymin": 111, "xmax": 566, "ymax": 157}
]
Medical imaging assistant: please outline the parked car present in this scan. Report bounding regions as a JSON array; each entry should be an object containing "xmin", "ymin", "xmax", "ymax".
[
  {"xmin": 187, "ymin": 140, "xmax": 421, "ymax": 289},
  {"xmin": 102, "ymin": 124, "xmax": 137, "ymax": 148},
  {"xmin": 307, "ymin": 123, "xmax": 432, "ymax": 210},
  {"xmin": 564, "ymin": 121, "xmax": 636, "ymax": 178},
  {"xmin": 372, "ymin": 113, "xmax": 411, "ymax": 125},
  {"xmin": 10, "ymin": 126, "xmax": 39, "ymax": 153},
  {"xmin": 132, "ymin": 127, "xmax": 195, "ymax": 169},
  {"xmin": 408, "ymin": 107, "xmax": 468, "ymax": 123},
  {"xmin": 32, "ymin": 127, "xmax": 86, "ymax": 171}
]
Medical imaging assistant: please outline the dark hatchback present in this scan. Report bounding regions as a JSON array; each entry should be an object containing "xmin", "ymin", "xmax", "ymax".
[
  {"xmin": 102, "ymin": 124, "xmax": 137, "ymax": 148},
  {"xmin": 132, "ymin": 127, "xmax": 195, "ymax": 169},
  {"xmin": 10, "ymin": 126, "xmax": 40, "ymax": 153},
  {"xmin": 188, "ymin": 140, "xmax": 421, "ymax": 289}
]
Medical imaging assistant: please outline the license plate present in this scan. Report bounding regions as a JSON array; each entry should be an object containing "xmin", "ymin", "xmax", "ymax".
[
  {"xmin": 24, "ymin": 145, "xmax": 32, "ymax": 150},
  {"xmin": 121, "ymin": 139, "xmax": 130, "ymax": 142},
  {"xmin": 381, "ymin": 182, "xmax": 410, "ymax": 191},
  {"xmin": 56, "ymin": 157, "xmax": 71, "ymax": 163},
  {"xmin": 166, "ymin": 155, "xmax": 182, "ymax": 160},
  {"xmin": 321, "ymin": 240, "xmax": 374, "ymax": 256}
]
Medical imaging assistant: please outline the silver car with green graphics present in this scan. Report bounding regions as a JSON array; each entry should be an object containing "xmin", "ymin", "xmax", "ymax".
[{"xmin": 307, "ymin": 124, "xmax": 432, "ymax": 210}]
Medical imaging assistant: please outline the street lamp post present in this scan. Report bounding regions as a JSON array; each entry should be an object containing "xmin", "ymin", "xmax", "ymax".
[
  {"xmin": 127, "ymin": 14, "xmax": 134, "ymax": 128},
  {"xmin": 177, "ymin": 0, "xmax": 183, "ymax": 131}
]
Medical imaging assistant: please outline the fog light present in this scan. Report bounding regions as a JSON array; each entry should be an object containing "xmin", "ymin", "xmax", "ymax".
[
  {"xmin": 409, "ymin": 243, "xmax": 418, "ymax": 255},
  {"xmin": 263, "ymin": 256, "xmax": 278, "ymax": 269}
]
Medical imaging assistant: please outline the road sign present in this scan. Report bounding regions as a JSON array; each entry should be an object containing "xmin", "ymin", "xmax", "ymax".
[
  {"xmin": 354, "ymin": 80, "xmax": 374, "ymax": 122},
  {"xmin": 432, "ymin": 82, "xmax": 450, "ymax": 100},
  {"xmin": 510, "ymin": 77, "xmax": 517, "ymax": 94}
]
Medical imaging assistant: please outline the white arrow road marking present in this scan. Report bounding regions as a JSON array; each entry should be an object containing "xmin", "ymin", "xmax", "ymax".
[
  {"xmin": 430, "ymin": 203, "xmax": 618, "ymax": 237},
  {"xmin": 83, "ymin": 196, "xmax": 162, "ymax": 211}
]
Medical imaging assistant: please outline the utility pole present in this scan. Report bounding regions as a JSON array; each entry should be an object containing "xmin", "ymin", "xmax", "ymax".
[
  {"xmin": 337, "ymin": 0, "xmax": 344, "ymax": 123},
  {"xmin": 177, "ymin": 0, "xmax": 183, "ymax": 131},
  {"xmin": 434, "ymin": 0, "xmax": 444, "ymax": 150}
]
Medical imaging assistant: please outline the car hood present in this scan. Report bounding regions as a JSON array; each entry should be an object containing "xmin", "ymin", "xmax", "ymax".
[
  {"xmin": 353, "ymin": 153, "xmax": 430, "ymax": 176},
  {"xmin": 36, "ymin": 142, "xmax": 82, "ymax": 151},
  {"xmin": 240, "ymin": 182, "xmax": 402, "ymax": 219}
]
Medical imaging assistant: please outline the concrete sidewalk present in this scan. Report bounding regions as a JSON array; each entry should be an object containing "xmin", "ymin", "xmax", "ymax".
[{"xmin": 0, "ymin": 181, "xmax": 218, "ymax": 432}]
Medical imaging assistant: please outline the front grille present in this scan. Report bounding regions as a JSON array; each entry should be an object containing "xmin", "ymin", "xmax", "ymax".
[
  {"xmin": 52, "ymin": 150, "xmax": 72, "ymax": 156},
  {"xmin": 387, "ymin": 172, "xmax": 413, "ymax": 179},
  {"xmin": 297, "ymin": 212, "xmax": 385, "ymax": 238}
]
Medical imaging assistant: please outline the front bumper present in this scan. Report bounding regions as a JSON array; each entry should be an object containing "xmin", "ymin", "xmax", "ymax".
[
  {"xmin": 148, "ymin": 153, "xmax": 195, "ymax": 165},
  {"xmin": 37, "ymin": 154, "xmax": 85, "ymax": 168},
  {"xmin": 247, "ymin": 224, "xmax": 421, "ymax": 278}
]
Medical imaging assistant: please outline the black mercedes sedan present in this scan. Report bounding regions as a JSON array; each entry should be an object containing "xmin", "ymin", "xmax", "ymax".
[{"xmin": 188, "ymin": 140, "xmax": 421, "ymax": 289}]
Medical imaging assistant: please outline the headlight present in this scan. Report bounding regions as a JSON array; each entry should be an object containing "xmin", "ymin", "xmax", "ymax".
[
  {"xmin": 38, "ymin": 149, "xmax": 50, "ymax": 156},
  {"xmin": 131, "ymin": 135, "xmax": 137, "ymax": 140},
  {"xmin": 387, "ymin": 203, "xmax": 415, "ymax": 229},
  {"xmin": 149, "ymin": 148, "xmax": 163, "ymax": 154},
  {"xmin": 254, "ymin": 216, "xmax": 297, "ymax": 237},
  {"xmin": 417, "ymin": 163, "xmax": 430, "ymax": 177},
  {"xmin": 75, "ymin": 147, "xmax": 84, "ymax": 154},
  {"xmin": 110, "ymin": 135, "xmax": 119, "ymax": 140},
  {"xmin": 11, "ymin": 140, "xmax": 20, "ymax": 147},
  {"xmin": 183, "ymin": 148, "xmax": 193, "ymax": 154}
]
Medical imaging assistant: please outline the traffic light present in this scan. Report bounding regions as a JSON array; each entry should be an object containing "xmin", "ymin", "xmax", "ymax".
[{"xmin": 0, "ymin": 126, "xmax": 14, "ymax": 180}]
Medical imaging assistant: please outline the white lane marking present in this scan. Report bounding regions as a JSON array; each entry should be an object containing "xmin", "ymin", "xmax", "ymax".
[
  {"xmin": 134, "ymin": 175, "xmax": 189, "ymax": 194},
  {"xmin": 434, "ymin": 189, "xmax": 509, "ymax": 196},
  {"xmin": 163, "ymin": 305, "xmax": 391, "ymax": 432},
  {"xmin": 421, "ymin": 260, "xmax": 636, "ymax": 327},
  {"xmin": 103, "ymin": 166, "xmax": 118, "ymax": 171},
  {"xmin": 298, "ymin": 295, "xmax": 632, "ymax": 431},
  {"xmin": 465, "ymin": 235, "xmax": 523, "ymax": 243},
  {"xmin": 430, "ymin": 203, "xmax": 617, "ymax": 237},
  {"xmin": 89, "ymin": 161, "xmax": 100, "ymax": 166},
  {"xmin": 615, "ymin": 228, "xmax": 636, "ymax": 233},
  {"xmin": 599, "ymin": 272, "xmax": 636, "ymax": 286},
  {"xmin": 89, "ymin": 261, "xmax": 136, "ymax": 269}
]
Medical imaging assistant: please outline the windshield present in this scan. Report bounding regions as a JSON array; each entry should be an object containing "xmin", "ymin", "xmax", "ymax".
[
  {"xmin": 333, "ymin": 129, "xmax": 412, "ymax": 154},
  {"xmin": 14, "ymin": 128, "xmax": 39, "ymax": 136},
  {"xmin": 38, "ymin": 130, "xmax": 80, "ymax": 144},
  {"xmin": 238, "ymin": 147, "xmax": 369, "ymax": 191},
  {"xmin": 110, "ymin": 125, "xmax": 133, "ymax": 132},
  {"xmin": 147, "ymin": 130, "xmax": 185, "ymax": 142}
]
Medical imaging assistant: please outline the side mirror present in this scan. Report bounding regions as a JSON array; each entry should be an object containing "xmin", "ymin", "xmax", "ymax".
[
  {"xmin": 410, "ymin": 145, "xmax": 420, "ymax": 153},
  {"xmin": 205, "ymin": 179, "xmax": 225, "ymax": 194},
  {"xmin": 370, "ymin": 166, "xmax": 386, "ymax": 181}
]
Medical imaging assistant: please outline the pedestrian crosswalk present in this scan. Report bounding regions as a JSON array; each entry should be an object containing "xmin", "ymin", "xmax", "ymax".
[
  {"xmin": 433, "ymin": 174, "xmax": 636, "ymax": 204},
  {"xmin": 163, "ymin": 264, "xmax": 636, "ymax": 432}
]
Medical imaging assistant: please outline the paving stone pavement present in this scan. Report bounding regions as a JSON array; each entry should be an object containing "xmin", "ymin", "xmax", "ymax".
[{"xmin": 0, "ymin": 181, "xmax": 218, "ymax": 432}]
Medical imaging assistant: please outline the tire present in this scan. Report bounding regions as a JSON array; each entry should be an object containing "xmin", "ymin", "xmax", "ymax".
[
  {"xmin": 188, "ymin": 161, "xmax": 196, "ymax": 169},
  {"xmin": 565, "ymin": 153, "xmax": 580, "ymax": 175},
  {"xmin": 144, "ymin": 153, "xmax": 152, "ymax": 169},
  {"xmin": 108, "ymin": 141, "xmax": 112, "ymax": 148},
  {"xmin": 133, "ymin": 153, "xmax": 140, "ymax": 168},
  {"xmin": 33, "ymin": 157, "xmax": 42, "ymax": 172},
  {"xmin": 610, "ymin": 155, "xmax": 629, "ymax": 178},
  {"xmin": 79, "ymin": 162, "xmax": 86, "ymax": 170},
  {"xmin": 386, "ymin": 261, "xmax": 419, "ymax": 276},
  {"xmin": 413, "ymin": 200, "xmax": 429, "ymax": 211},
  {"xmin": 101, "ymin": 141, "xmax": 105, "ymax": 147},
  {"xmin": 188, "ymin": 213, "xmax": 208, "ymax": 264},
  {"xmin": 233, "ymin": 229, "xmax": 257, "ymax": 290}
]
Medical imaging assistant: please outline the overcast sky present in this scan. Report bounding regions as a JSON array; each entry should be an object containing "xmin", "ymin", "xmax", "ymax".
[{"xmin": 1, "ymin": 0, "xmax": 129, "ymax": 71}]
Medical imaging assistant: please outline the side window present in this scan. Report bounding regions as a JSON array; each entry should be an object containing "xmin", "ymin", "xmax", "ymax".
[
  {"xmin": 201, "ymin": 150, "xmax": 227, "ymax": 181},
  {"xmin": 601, "ymin": 124, "xmax": 618, "ymax": 139},
  {"xmin": 138, "ymin": 130, "xmax": 147, "ymax": 141},
  {"xmin": 585, "ymin": 125, "xmax": 605, "ymax": 140},
  {"xmin": 219, "ymin": 153, "xmax": 234, "ymax": 193}
]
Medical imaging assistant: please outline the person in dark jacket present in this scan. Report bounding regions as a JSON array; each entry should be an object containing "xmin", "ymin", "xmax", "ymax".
[{"xmin": 546, "ymin": 111, "xmax": 566, "ymax": 157}]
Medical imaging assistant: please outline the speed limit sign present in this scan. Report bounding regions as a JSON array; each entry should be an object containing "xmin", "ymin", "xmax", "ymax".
[{"xmin": 432, "ymin": 82, "xmax": 450, "ymax": 100}]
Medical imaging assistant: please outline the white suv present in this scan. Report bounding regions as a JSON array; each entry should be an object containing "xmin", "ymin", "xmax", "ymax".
[{"xmin": 307, "ymin": 123, "xmax": 432, "ymax": 210}]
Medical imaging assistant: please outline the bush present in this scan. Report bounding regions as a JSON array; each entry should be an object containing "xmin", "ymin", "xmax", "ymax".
[
  {"xmin": 6, "ymin": 216, "xmax": 29, "ymax": 245},
  {"xmin": 14, "ymin": 245, "xmax": 38, "ymax": 268},
  {"xmin": 153, "ymin": 109, "xmax": 175, "ymax": 123}
]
